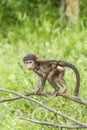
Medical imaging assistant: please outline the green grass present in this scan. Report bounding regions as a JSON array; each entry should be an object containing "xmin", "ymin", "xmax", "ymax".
[{"xmin": 0, "ymin": 20, "xmax": 87, "ymax": 130}]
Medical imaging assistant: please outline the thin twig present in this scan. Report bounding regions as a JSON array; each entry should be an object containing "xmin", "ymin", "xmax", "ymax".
[
  {"xmin": 0, "ymin": 88, "xmax": 86, "ymax": 126},
  {"xmin": 20, "ymin": 117, "xmax": 87, "ymax": 129}
]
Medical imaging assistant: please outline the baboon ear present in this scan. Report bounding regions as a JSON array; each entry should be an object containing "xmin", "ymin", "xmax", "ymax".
[{"xmin": 35, "ymin": 55, "xmax": 40, "ymax": 61}]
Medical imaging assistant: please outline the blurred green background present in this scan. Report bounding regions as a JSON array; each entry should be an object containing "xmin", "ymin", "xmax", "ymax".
[{"xmin": 0, "ymin": 0, "xmax": 87, "ymax": 130}]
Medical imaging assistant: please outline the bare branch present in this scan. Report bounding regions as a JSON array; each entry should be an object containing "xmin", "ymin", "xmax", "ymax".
[
  {"xmin": 0, "ymin": 88, "xmax": 86, "ymax": 126},
  {"xmin": 25, "ymin": 91, "xmax": 87, "ymax": 106},
  {"xmin": 0, "ymin": 89, "xmax": 87, "ymax": 106},
  {"xmin": 57, "ymin": 93, "xmax": 87, "ymax": 106},
  {"xmin": 20, "ymin": 117, "xmax": 87, "ymax": 129}
]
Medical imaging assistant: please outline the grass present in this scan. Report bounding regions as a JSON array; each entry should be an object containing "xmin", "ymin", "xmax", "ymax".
[{"xmin": 0, "ymin": 19, "xmax": 87, "ymax": 130}]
